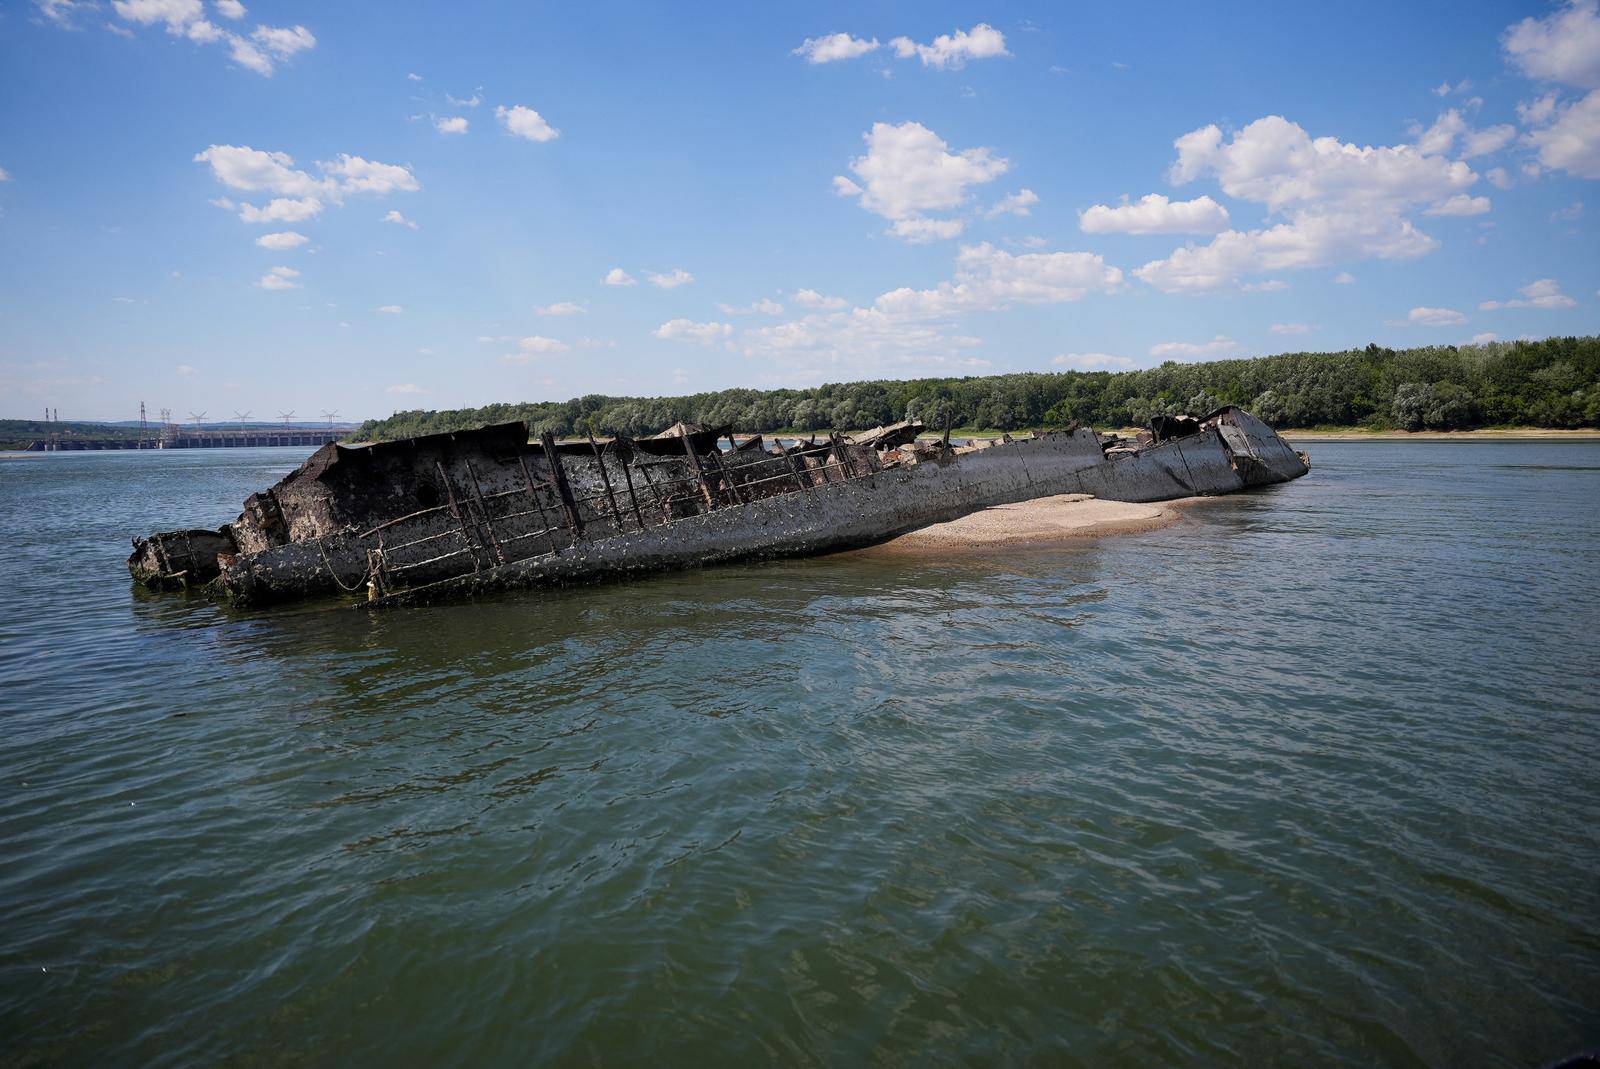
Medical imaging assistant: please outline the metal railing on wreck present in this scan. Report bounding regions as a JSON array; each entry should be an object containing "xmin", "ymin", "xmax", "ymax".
[{"xmin": 353, "ymin": 431, "xmax": 877, "ymax": 600}]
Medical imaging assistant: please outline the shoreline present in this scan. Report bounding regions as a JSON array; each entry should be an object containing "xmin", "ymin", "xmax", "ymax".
[
  {"xmin": 920, "ymin": 426, "xmax": 1600, "ymax": 446},
  {"xmin": 1282, "ymin": 428, "xmax": 1600, "ymax": 442}
]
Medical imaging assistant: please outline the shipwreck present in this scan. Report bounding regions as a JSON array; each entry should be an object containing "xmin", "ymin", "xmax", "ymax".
[{"xmin": 128, "ymin": 407, "xmax": 1309, "ymax": 608}]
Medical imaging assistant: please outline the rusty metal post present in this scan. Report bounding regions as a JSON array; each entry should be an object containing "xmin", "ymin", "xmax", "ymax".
[
  {"xmin": 463, "ymin": 459, "xmax": 507, "ymax": 564},
  {"xmin": 540, "ymin": 432, "xmax": 584, "ymax": 537},
  {"xmin": 707, "ymin": 447, "xmax": 747, "ymax": 505},
  {"xmin": 434, "ymin": 460, "xmax": 483, "ymax": 572},
  {"xmin": 779, "ymin": 442, "xmax": 810, "ymax": 492},
  {"xmin": 679, "ymin": 433, "xmax": 717, "ymax": 512},
  {"xmin": 372, "ymin": 531, "xmax": 391, "ymax": 595},
  {"xmin": 828, "ymin": 432, "xmax": 855, "ymax": 479},
  {"xmin": 636, "ymin": 462, "xmax": 670, "ymax": 523},
  {"xmin": 517, "ymin": 453, "xmax": 562, "ymax": 554},
  {"xmin": 587, "ymin": 431, "xmax": 625, "ymax": 534},
  {"xmin": 612, "ymin": 437, "xmax": 646, "ymax": 530},
  {"xmin": 366, "ymin": 544, "xmax": 386, "ymax": 601}
]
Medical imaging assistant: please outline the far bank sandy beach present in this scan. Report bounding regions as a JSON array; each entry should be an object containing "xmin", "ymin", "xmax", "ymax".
[{"xmin": 1282, "ymin": 428, "xmax": 1600, "ymax": 443}]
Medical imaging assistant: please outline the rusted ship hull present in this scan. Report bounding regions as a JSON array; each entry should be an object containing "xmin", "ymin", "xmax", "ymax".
[{"xmin": 128, "ymin": 407, "xmax": 1307, "ymax": 609}]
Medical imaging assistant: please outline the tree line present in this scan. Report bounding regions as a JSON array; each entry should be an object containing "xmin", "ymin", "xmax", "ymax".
[{"xmin": 352, "ymin": 335, "xmax": 1600, "ymax": 442}]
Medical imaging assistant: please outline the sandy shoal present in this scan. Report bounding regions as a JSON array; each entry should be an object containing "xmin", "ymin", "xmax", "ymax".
[{"xmin": 849, "ymin": 493, "xmax": 1182, "ymax": 557}]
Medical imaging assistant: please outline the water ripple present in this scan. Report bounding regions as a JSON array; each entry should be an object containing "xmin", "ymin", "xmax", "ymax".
[{"xmin": 1, "ymin": 443, "xmax": 1598, "ymax": 1066}]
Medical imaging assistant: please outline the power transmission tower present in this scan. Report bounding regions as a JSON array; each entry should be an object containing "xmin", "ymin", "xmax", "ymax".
[
  {"xmin": 139, "ymin": 401, "xmax": 148, "ymax": 441},
  {"xmin": 189, "ymin": 411, "xmax": 207, "ymax": 430},
  {"xmin": 233, "ymin": 410, "xmax": 252, "ymax": 433},
  {"xmin": 321, "ymin": 409, "xmax": 340, "ymax": 431},
  {"xmin": 278, "ymin": 410, "xmax": 296, "ymax": 431}
]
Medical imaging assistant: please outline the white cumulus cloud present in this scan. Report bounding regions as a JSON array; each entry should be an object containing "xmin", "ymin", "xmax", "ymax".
[
  {"xmin": 320, "ymin": 154, "xmax": 419, "ymax": 196},
  {"xmin": 1270, "ymin": 322, "xmax": 1312, "ymax": 335},
  {"xmin": 794, "ymin": 288, "xmax": 848, "ymax": 309},
  {"xmin": 383, "ymin": 209, "xmax": 417, "ymax": 229},
  {"xmin": 654, "ymin": 319, "xmax": 731, "ymax": 345},
  {"xmin": 1170, "ymin": 115, "xmax": 1477, "ymax": 212},
  {"xmin": 1414, "ymin": 109, "xmax": 1516, "ymax": 159},
  {"xmin": 434, "ymin": 116, "xmax": 468, "ymax": 135},
  {"xmin": 874, "ymin": 241, "xmax": 1122, "ymax": 318},
  {"xmin": 834, "ymin": 121, "xmax": 1009, "ymax": 242},
  {"xmin": 512, "ymin": 335, "xmax": 570, "ymax": 355},
  {"xmin": 718, "ymin": 298, "xmax": 785, "ymax": 316},
  {"xmin": 603, "ymin": 267, "xmax": 637, "ymax": 286},
  {"xmin": 889, "ymin": 217, "xmax": 967, "ymax": 243},
  {"xmin": 254, "ymin": 230, "xmax": 307, "ymax": 249},
  {"xmin": 648, "ymin": 268, "xmax": 694, "ymax": 289},
  {"xmin": 236, "ymin": 196, "xmax": 321, "ymax": 223},
  {"xmin": 1052, "ymin": 352, "xmax": 1138, "ymax": 370},
  {"xmin": 1136, "ymin": 211, "xmax": 1436, "ymax": 293},
  {"xmin": 195, "ymin": 145, "xmax": 417, "ymax": 229},
  {"xmin": 1503, "ymin": 1, "xmax": 1600, "ymax": 89},
  {"xmin": 1524, "ymin": 90, "xmax": 1600, "ymax": 178},
  {"xmin": 1138, "ymin": 115, "xmax": 1477, "ymax": 291},
  {"xmin": 1460, "ymin": 124, "xmax": 1516, "ymax": 158},
  {"xmin": 1479, "ymin": 278, "xmax": 1577, "ymax": 310},
  {"xmin": 538, "ymin": 302, "xmax": 585, "ymax": 316},
  {"xmin": 1423, "ymin": 194, "xmax": 1491, "ymax": 216},
  {"xmin": 889, "ymin": 23, "xmax": 1009, "ymax": 69},
  {"xmin": 95, "ymin": 1, "xmax": 317, "ymax": 77},
  {"xmin": 986, "ymin": 189, "xmax": 1039, "ymax": 218},
  {"xmin": 195, "ymin": 145, "xmax": 418, "ymax": 199},
  {"xmin": 255, "ymin": 264, "xmax": 299, "ymax": 290},
  {"xmin": 1407, "ymin": 306, "xmax": 1465, "ymax": 325},
  {"xmin": 792, "ymin": 32, "xmax": 879, "ymax": 64},
  {"xmin": 34, "ymin": 0, "xmax": 97, "ymax": 27},
  {"xmin": 1149, "ymin": 335, "xmax": 1242, "ymax": 360},
  {"xmin": 496, "ymin": 104, "xmax": 559, "ymax": 142},
  {"xmin": 1079, "ymin": 193, "xmax": 1230, "ymax": 234},
  {"xmin": 193, "ymin": 144, "xmax": 324, "ymax": 197}
]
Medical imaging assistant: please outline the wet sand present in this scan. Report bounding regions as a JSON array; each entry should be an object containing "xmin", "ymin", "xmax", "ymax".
[{"xmin": 851, "ymin": 493, "xmax": 1183, "ymax": 557}]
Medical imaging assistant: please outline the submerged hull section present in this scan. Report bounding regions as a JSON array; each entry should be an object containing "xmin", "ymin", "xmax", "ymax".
[{"xmin": 127, "ymin": 407, "xmax": 1307, "ymax": 608}]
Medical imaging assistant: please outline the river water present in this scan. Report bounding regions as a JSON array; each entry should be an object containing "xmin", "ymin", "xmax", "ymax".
[{"xmin": 1, "ymin": 442, "xmax": 1597, "ymax": 1066}]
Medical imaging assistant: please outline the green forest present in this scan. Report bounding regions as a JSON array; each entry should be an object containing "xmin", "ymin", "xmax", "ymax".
[
  {"xmin": 0, "ymin": 420, "xmax": 145, "ymax": 451},
  {"xmin": 361, "ymin": 334, "xmax": 1593, "ymax": 443}
]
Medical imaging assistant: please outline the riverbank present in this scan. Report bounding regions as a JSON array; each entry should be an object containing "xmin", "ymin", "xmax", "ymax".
[
  {"xmin": 928, "ymin": 426, "xmax": 1600, "ymax": 445},
  {"xmin": 849, "ymin": 493, "xmax": 1183, "ymax": 556},
  {"xmin": 1281, "ymin": 427, "xmax": 1600, "ymax": 442}
]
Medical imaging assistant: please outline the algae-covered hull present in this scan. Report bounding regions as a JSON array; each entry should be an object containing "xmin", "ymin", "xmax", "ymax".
[{"xmin": 128, "ymin": 407, "xmax": 1307, "ymax": 608}]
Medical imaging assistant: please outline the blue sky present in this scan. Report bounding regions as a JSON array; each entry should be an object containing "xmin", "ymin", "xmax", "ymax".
[{"xmin": 1, "ymin": 0, "xmax": 1597, "ymax": 422}]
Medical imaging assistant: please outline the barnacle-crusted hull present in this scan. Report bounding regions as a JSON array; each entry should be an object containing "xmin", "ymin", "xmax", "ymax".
[{"xmin": 128, "ymin": 407, "xmax": 1307, "ymax": 608}]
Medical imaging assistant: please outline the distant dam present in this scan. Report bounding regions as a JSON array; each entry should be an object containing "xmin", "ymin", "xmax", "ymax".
[{"xmin": 25, "ymin": 427, "xmax": 356, "ymax": 451}]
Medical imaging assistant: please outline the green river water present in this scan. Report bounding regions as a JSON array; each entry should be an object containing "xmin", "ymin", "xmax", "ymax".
[{"xmin": 1, "ymin": 441, "xmax": 1597, "ymax": 1066}]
